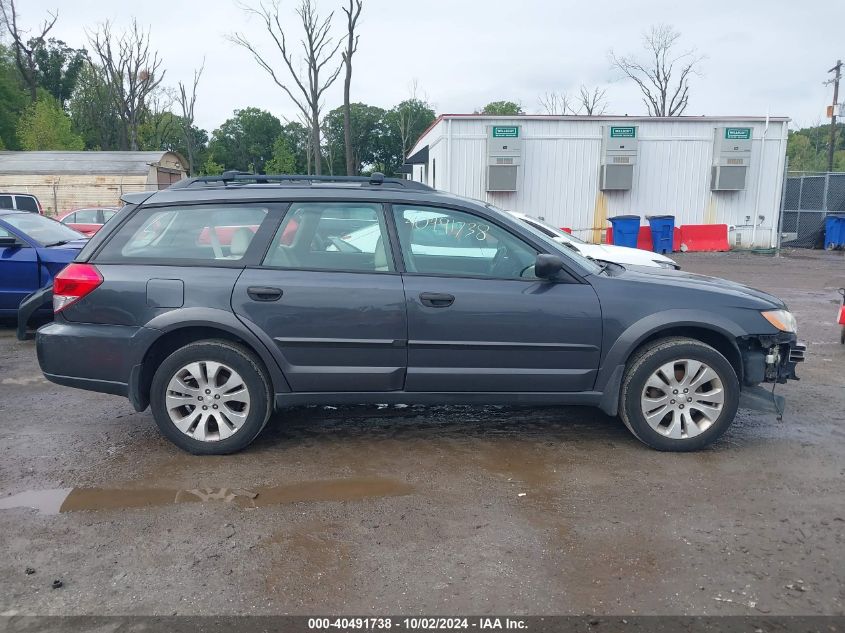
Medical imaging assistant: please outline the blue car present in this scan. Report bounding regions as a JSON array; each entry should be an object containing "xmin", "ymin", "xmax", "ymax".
[{"xmin": 0, "ymin": 210, "xmax": 87, "ymax": 333}]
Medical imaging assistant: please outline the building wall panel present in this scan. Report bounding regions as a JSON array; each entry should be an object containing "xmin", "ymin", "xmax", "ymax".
[{"xmin": 414, "ymin": 116, "xmax": 788, "ymax": 247}]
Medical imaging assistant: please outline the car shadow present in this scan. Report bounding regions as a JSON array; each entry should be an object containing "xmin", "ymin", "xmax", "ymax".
[{"xmin": 254, "ymin": 403, "xmax": 635, "ymax": 450}]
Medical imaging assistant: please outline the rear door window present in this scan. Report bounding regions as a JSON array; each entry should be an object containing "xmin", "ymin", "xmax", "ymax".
[
  {"xmin": 14, "ymin": 196, "xmax": 39, "ymax": 212},
  {"xmin": 263, "ymin": 203, "xmax": 393, "ymax": 272},
  {"xmin": 0, "ymin": 196, "xmax": 13, "ymax": 209},
  {"xmin": 96, "ymin": 205, "xmax": 270, "ymax": 263}
]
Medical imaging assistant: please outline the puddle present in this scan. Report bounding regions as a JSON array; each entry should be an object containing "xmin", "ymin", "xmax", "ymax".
[{"xmin": 0, "ymin": 477, "xmax": 413, "ymax": 515}]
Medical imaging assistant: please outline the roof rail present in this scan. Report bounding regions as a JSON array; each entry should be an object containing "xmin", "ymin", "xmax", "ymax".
[{"xmin": 169, "ymin": 171, "xmax": 434, "ymax": 191}]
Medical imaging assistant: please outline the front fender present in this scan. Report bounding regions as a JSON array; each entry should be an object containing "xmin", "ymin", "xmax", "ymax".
[{"xmin": 594, "ymin": 308, "xmax": 747, "ymax": 393}]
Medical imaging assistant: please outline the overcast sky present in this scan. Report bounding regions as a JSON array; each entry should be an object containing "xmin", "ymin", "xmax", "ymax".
[{"xmin": 22, "ymin": 0, "xmax": 843, "ymax": 133}]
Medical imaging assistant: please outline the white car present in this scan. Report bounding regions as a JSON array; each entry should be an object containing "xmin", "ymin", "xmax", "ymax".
[
  {"xmin": 330, "ymin": 209, "xmax": 679, "ymax": 270},
  {"xmin": 510, "ymin": 212, "xmax": 680, "ymax": 270}
]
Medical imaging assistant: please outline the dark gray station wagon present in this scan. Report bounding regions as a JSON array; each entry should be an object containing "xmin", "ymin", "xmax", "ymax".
[{"xmin": 36, "ymin": 173, "xmax": 804, "ymax": 454}]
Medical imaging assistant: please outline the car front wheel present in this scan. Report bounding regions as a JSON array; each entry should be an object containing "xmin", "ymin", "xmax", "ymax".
[
  {"xmin": 619, "ymin": 337, "xmax": 740, "ymax": 451},
  {"xmin": 150, "ymin": 340, "xmax": 272, "ymax": 454}
]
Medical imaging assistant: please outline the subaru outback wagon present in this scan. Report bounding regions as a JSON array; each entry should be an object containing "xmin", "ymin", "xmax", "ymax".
[{"xmin": 36, "ymin": 173, "xmax": 804, "ymax": 454}]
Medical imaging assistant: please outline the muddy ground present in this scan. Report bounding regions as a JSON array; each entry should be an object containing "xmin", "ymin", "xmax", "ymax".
[{"xmin": 0, "ymin": 250, "xmax": 843, "ymax": 616}]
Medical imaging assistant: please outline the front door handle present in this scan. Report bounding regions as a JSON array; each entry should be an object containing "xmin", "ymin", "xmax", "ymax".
[
  {"xmin": 419, "ymin": 292, "xmax": 455, "ymax": 308},
  {"xmin": 247, "ymin": 286, "xmax": 283, "ymax": 302}
]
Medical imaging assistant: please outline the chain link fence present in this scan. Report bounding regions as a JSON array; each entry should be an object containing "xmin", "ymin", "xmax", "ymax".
[{"xmin": 780, "ymin": 172, "xmax": 845, "ymax": 248}]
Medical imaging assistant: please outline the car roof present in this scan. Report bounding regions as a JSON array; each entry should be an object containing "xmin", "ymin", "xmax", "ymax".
[{"xmin": 140, "ymin": 182, "xmax": 488, "ymax": 211}]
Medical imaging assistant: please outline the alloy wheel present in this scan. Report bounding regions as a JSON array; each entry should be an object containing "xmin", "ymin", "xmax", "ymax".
[
  {"xmin": 165, "ymin": 361, "xmax": 251, "ymax": 442},
  {"xmin": 640, "ymin": 359, "xmax": 725, "ymax": 439}
]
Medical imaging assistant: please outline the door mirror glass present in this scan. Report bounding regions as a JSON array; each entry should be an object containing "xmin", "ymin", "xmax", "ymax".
[{"xmin": 534, "ymin": 254, "xmax": 564, "ymax": 279}]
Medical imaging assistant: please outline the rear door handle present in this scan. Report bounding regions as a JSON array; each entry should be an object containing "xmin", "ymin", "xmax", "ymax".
[
  {"xmin": 419, "ymin": 292, "xmax": 455, "ymax": 308},
  {"xmin": 247, "ymin": 286, "xmax": 283, "ymax": 302}
]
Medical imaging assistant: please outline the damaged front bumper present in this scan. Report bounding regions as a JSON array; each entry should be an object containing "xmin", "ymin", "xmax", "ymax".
[
  {"xmin": 737, "ymin": 333, "xmax": 805, "ymax": 413},
  {"xmin": 739, "ymin": 332, "xmax": 805, "ymax": 386}
]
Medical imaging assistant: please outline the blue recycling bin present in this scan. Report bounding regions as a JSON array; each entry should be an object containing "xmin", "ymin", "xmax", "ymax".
[
  {"xmin": 824, "ymin": 214, "xmax": 845, "ymax": 249},
  {"xmin": 648, "ymin": 215, "xmax": 675, "ymax": 254},
  {"xmin": 608, "ymin": 215, "xmax": 640, "ymax": 248}
]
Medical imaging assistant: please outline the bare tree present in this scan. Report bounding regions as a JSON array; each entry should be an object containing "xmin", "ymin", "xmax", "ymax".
[
  {"xmin": 609, "ymin": 24, "xmax": 703, "ymax": 116},
  {"xmin": 538, "ymin": 91, "xmax": 574, "ymax": 115},
  {"xmin": 87, "ymin": 19, "xmax": 165, "ymax": 150},
  {"xmin": 177, "ymin": 60, "xmax": 205, "ymax": 175},
  {"xmin": 577, "ymin": 85, "xmax": 608, "ymax": 115},
  {"xmin": 231, "ymin": 0, "xmax": 343, "ymax": 175},
  {"xmin": 341, "ymin": 0, "xmax": 362, "ymax": 175},
  {"xmin": 0, "ymin": 0, "xmax": 58, "ymax": 102}
]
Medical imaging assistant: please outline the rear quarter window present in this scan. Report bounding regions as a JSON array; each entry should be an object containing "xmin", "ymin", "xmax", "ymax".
[
  {"xmin": 95, "ymin": 205, "xmax": 270, "ymax": 264},
  {"xmin": 14, "ymin": 195, "xmax": 39, "ymax": 212}
]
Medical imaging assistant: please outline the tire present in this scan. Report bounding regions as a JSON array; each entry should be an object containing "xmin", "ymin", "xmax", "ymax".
[
  {"xmin": 619, "ymin": 337, "xmax": 739, "ymax": 452},
  {"xmin": 150, "ymin": 340, "xmax": 272, "ymax": 455}
]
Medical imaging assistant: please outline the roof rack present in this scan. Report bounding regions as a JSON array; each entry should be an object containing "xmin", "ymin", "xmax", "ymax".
[{"xmin": 169, "ymin": 171, "xmax": 434, "ymax": 191}]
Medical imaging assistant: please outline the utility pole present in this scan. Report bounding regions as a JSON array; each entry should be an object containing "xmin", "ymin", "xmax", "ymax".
[{"xmin": 826, "ymin": 59, "xmax": 842, "ymax": 172}]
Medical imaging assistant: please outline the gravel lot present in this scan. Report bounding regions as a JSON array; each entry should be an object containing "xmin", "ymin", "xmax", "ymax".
[{"xmin": 0, "ymin": 250, "xmax": 843, "ymax": 616}]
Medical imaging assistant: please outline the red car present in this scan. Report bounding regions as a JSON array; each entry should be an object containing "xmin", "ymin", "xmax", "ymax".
[{"xmin": 59, "ymin": 207, "xmax": 119, "ymax": 237}]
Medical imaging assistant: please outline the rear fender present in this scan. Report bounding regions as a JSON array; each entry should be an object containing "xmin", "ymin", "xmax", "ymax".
[{"xmin": 141, "ymin": 307, "xmax": 291, "ymax": 395}]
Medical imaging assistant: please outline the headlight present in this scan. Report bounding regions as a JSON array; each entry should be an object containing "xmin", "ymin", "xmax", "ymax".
[
  {"xmin": 761, "ymin": 309, "xmax": 797, "ymax": 333},
  {"xmin": 653, "ymin": 260, "xmax": 679, "ymax": 269}
]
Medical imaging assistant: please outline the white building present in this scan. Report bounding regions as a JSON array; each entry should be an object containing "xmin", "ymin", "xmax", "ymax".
[{"xmin": 406, "ymin": 115, "xmax": 789, "ymax": 248}]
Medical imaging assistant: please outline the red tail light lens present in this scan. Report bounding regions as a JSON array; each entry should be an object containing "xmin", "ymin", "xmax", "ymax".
[{"xmin": 53, "ymin": 263, "xmax": 103, "ymax": 313}]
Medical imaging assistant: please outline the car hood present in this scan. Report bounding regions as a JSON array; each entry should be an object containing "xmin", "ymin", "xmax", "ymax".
[
  {"xmin": 570, "ymin": 241, "xmax": 675, "ymax": 267},
  {"xmin": 607, "ymin": 265, "xmax": 786, "ymax": 309}
]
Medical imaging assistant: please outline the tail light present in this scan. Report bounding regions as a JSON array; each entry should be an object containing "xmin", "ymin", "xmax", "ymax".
[{"xmin": 53, "ymin": 263, "xmax": 103, "ymax": 313}]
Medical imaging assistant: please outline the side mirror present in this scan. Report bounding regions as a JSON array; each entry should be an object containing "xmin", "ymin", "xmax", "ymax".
[
  {"xmin": 0, "ymin": 236, "xmax": 21, "ymax": 248},
  {"xmin": 534, "ymin": 253, "xmax": 564, "ymax": 279}
]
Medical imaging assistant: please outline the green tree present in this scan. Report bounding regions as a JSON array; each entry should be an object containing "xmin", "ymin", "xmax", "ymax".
[
  {"xmin": 786, "ymin": 123, "xmax": 845, "ymax": 172},
  {"xmin": 0, "ymin": 44, "xmax": 28, "ymax": 149},
  {"xmin": 68, "ymin": 63, "xmax": 122, "ymax": 150},
  {"xmin": 201, "ymin": 155, "xmax": 224, "ymax": 175},
  {"xmin": 265, "ymin": 135, "xmax": 296, "ymax": 174},
  {"xmin": 479, "ymin": 100, "xmax": 524, "ymax": 115},
  {"xmin": 17, "ymin": 94, "xmax": 84, "ymax": 150},
  {"xmin": 33, "ymin": 38, "xmax": 85, "ymax": 106},
  {"xmin": 382, "ymin": 98, "xmax": 436, "ymax": 174},
  {"xmin": 322, "ymin": 103, "xmax": 386, "ymax": 175},
  {"xmin": 138, "ymin": 109, "xmax": 209, "ymax": 167},
  {"xmin": 208, "ymin": 107, "xmax": 282, "ymax": 172}
]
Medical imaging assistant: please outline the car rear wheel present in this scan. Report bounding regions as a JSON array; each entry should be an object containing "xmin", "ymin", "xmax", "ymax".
[
  {"xmin": 619, "ymin": 337, "xmax": 739, "ymax": 451},
  {"xmin": 150, "ymin": 340, "xmax": 272, "ymax": 455}
]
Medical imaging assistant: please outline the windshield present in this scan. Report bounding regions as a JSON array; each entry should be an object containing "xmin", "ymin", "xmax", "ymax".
[
  {"xmin": 484, "ymin": 205, "xmax": 603, "ymax": 275},
  {"xmin": 3, "ymin": 213, "xmax": 85, "ymax": 246}
]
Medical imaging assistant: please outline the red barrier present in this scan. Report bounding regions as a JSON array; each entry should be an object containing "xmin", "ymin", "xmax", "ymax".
[
  {"xmin": 679, "ymin": 224, "xmax": 729, "ymax": 252},
  {"xmin": 559, "ymin": 227, "xmax": 572, "ymax": 234},
  {"xmin": 605, "ymin": 226, "xmax": 681, "ymax": 251}
]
